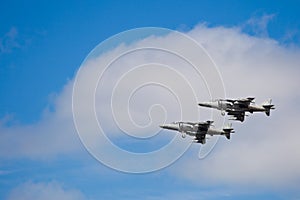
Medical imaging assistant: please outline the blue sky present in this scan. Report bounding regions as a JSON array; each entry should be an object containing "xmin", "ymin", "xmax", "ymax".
[
  {"xmin": 1, "ymin": 0, "xmax": 300, "ymax": 124},
  {"xmin": 1, "ymin": 1, "xmax": 300, "ymax": 199}
]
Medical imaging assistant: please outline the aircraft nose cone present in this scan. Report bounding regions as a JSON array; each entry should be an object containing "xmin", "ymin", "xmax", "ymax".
[
  {"xmin": 198, "ymin": 102, "xmax": 211, "ymax": 107},
  {"xmin": 159, "ymin": 123, "xmax": 179, "ymax": 131}
]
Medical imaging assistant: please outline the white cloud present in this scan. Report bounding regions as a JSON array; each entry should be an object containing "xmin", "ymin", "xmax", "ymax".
[
  {"xmin": 6, "ymin": 181, "xmax": 87, "ymax": 200},
  {"xmin": 1, "ymin": 22, "xmax": 300, "ymax": 191},
  {"xmin": 172, "ymin": 24, "xmax": 300, "ymax": 190},
  {"xmin": 242, "ymin": 13, "xmax": 276, "ymax": 37},
  {"xmin": 0, "ymin": 81, "xmax": 82, "ymax": 159}
]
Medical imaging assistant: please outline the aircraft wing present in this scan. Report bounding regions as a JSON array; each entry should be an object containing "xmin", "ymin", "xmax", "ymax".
[
  {"xmin": 194, "ymin": 131, "xmax": 206, "ymax": 144},
  {"xmin": 227, "ymin": 110, "xmax": 246, "ymax": 122},
  {"xmin": 226, "ymin": 97, "xmax": 255, "ymax": 102},
  {"xmin": 196, "ymin": 120, "xmax": 213, "ymax": 131},
  {"xmin": 191, "ymin": 121, "xmax": 213, "ymax": 144},
  {"xmin": 226, "ymin": 97, "xmax": 255, "ymax": 108}
]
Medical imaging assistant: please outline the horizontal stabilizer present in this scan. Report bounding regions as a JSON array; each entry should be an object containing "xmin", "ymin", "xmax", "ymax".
[
  {"xmin": 262, "ymin": 104, "xmax": 275, "ymax": 109},
  {"xmin": 262, "ymin": 99, "xmax": 275, "ymax": 116},
  {"xmin": 223, "ymin": 123, "xmax": 234, "ymax": 140},
  {"xmin": 262, "ymin": 99, "xmax": 274, "ymax": 108}
]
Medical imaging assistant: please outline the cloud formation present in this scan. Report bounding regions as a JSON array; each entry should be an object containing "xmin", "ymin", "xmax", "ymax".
[
  {"xmin": 1, "ymin": 23, "xmax": 300, "ymax": 192},
  {"xmin": 175, "ymin": 24, "xmax": 300, "ymax": 190},
  {"xmin": 6, "ymin": 181, "xmax": 87, "ymax": 200},
  {"xmin": 243, "ymin": 13, "xmax": 276, "ymax": 37},
  {"xmin": 0, "ymin": 81, "xmax": 83, "ymax": 159}
]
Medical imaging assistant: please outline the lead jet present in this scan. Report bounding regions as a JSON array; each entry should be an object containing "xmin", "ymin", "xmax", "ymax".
[
  {"xmin": 198, "ymin": 97, "xmax": 275, "ymax": 122},
  {"xmin": 159, "ymin": 121, "xmax": 234, "ymax": 144}
]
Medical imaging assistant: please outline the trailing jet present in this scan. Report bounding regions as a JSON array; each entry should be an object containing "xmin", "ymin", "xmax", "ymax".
[
  {"xmin": 159, "ymin": 121, "xmax": 234, "ymax": 144},
  {"xmin": 198, "ymin": 97, "xmax": 275, "ymax": 122}
]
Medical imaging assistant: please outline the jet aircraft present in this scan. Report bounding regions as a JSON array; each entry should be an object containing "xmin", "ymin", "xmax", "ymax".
[
  {"xmin": 160, "ymin": 120, "xmax": 234, "ymax": 144},
  {"xmin": 198, "ymin": 97, "xmax": 275, "ymax": 122}
]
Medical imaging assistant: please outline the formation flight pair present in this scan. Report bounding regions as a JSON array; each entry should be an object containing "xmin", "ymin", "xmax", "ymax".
[{"xmin": 160, "ymin": 97, "xmax": 275, "ymax": 144}]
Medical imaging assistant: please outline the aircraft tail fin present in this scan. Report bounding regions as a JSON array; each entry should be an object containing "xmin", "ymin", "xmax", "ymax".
[
  {"xmin": 262, "ymin": 99, "xmax": 275, "ymax": 116},
  {"xmin": 223, "ymin": 123, "xmax": 235, "ymax": 140}
]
